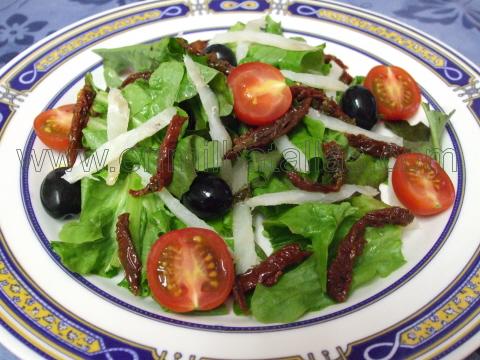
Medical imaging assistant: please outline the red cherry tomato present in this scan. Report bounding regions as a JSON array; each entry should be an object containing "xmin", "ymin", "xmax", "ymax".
[
  {"xmin": 33, "ymin": 104, "xmax": 75, "ymax": 151},
  {"xmin": 146, "ymin": 228, "xmax": 234, "ymax": 313},
  {"xmin": 392, "ymin": 153, "xmax": 455, "ymax": 216},
  {"xmin": 364, "ymin": 65, "xmax": 421, "ymax": 121},
  {"xmin": 227, "ymin": 62, "xmax": 292, "ymax": 126}
]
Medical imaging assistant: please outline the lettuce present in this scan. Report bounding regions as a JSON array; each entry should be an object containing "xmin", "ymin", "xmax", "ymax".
[
  {"xmin": 346, "ymin": 153, "xmax": 388, "ymax": 187},
  {"xmin": 237, "ymin": 16, "xmax": 330, "ymax": 75},
  {"xmin": 94, "ymin": 38, "xmax": 184, "ymax": 88},
  {"xmin": 263, "ymin": 202, "xmax": 356, "ymax": 289},
  {"xmin": 251, "ymin": 195, "xmax": 406, "ymax": 323},
  {"xmin": 52, "ymin": 173, "xmax": 152, "ymax": 276},
  {"xmin": 264, "ymin": 16, "xmax": 283, "ymax": 35},
  {"xmin": 248, "ymin": 149, "xmax": 282, "ymax": 189},
  {"xmin": 384, "ymin": 103, "xmax": 454, "ymax": 160},
  {"xmin": 52, "ymin": 172, "xmax": 186, "ymax": 296},
  {"xmin": 251, "ymin": 257, "xmax": 333, "ymax": 323},
  {"xmin": 241, "ymin": 44, "xmax": 331, "ymax": 75}
]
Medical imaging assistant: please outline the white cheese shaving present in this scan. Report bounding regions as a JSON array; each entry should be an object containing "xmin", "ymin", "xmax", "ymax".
[
  {"xmin": 106, "ymin": 88, "xmax": 130, "ymax": 186},
  {"xmin": 329, "ymin": 60, "xmax": 344, "ymax": 80},
  {"xmin": 274, "ymin": 135, "xmax": 310, "ymax": 173},
  {"xmin": 307, "ymin": 108, "xmax": 404, "ymax": 145},
  {"xmin": 253, "ymin": 214, "xmax": 273, "ymax": 256},
  {"xmin": 136, "ymin": 168, "xmax": 214, "ymax": 231},
  {"xmin": 232, "ymin": 203, "xmax": 258, "ymax": 273},
  {"xmin": 157, "ymin": 188, "xmax": 214, "ymax": 230},
  {"xmin": 245, "ymin": 185, "xmax": 379, "ymax": 208},
  {"xmin": 209, "ymin": 30, "xmax": 315, "ymax": 51},
  {"xmin": 231, "ymin": 157, "xmax": 249, "ymax": 193},
  {"xmin": 62, "ymin": 107, "xmax": 177, "ymax": 184},
  {"xmin": 184, "ymin": 55, "xmax": 233, "ymax": 184},
  {"xmin": 236, "ymin": 17, "xmax": 266, "ymax": 62},
  {"xmin": 281, "ymin": 69, "xmax": 348, "ymax": 92}
]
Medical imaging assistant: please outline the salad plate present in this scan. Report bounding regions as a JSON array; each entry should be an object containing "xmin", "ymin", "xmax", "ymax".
[{"xmin": 0, "ymin": 0, "xmax": 479, "ymax": 359}]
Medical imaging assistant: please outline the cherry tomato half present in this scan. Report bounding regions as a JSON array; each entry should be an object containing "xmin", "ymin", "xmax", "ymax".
[
  {"xmin": 364, "ymin": 65, "xmax": 421, "ymax": 121},
  {"xmin": 227, "ymin": 62, "xmax": 292, "ymax": 126},
  {"xmin": 392, "ymin": 153, "xmax": 455, "ymax": 216},
  {"xmin": 33, "ymin": 104, "xmax": 75, "ymax": 151},
  {"xmin": 146, "ymin": 228, "xmax": 234, "ymax": 313}
]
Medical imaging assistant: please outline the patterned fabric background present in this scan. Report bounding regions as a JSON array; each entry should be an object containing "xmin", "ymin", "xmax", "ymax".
[
  {"xmin": 0, "ymin": 0, "xmax": 478, "ymax": 358},
  {"xmin": 0, "ymin": 0, "xmax": 478, "ymax": 67}
]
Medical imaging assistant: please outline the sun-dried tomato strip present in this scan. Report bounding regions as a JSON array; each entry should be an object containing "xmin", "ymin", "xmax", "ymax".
[
  {"xmin": 67, "ymin": 84, "xmax": 96, "ymax": 168},
  {"xmin": 290, "ymin": 85, "xmax": 354, "ymax": 124},
  {"xmin": 177, "ymin": 38, "xmax": 234, "ymax": 75},
  {"xmin": 120, "ymin": 71, "xmax": 153, "ymax": 89},
  {"xmin": 327, "ymin": 207, "xmax": 414, "ymax": 302},
  {"xmin": 325, "ymin": 54, "xmax": 354, "ymax": 85},
  {"xmin": 286, "ymin": 141, "xmax": 346, "ymax": 192},
  {"xmin": 224, "ymin": 97, "xmax": 312, "ymax": 160},
  {"xmin": 116, "ymin": 213, "xmax": 142, "ymax": 296},
  {"xmin": 233, "ymin": 243, "xmax": 312, "ymax": 313},
  {"xmin": 130, "ymin": 115, "xmax": 187, "ymax": 197},
  {"xmin": 346, "ymin": 133, "xmax": 408, "ymax": 158}
]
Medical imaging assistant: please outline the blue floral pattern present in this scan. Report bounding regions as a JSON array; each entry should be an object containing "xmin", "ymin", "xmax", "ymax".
[
  {"xmin": 394, "ymin": 0, "xmax": 480, "ymax": 32},
  {"xmin": 69, "ymin": 0, "xmax": 145, "ymax": 5},
  {"xmin": 0, "ymin": 14, "xmax": 47, "ymax": 47}
]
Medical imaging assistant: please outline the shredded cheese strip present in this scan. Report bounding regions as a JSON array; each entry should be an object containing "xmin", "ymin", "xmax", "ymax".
[
  {"xmin": 329, "ymin": 61, "xmax": 344, "ymax": 80},
  {"xmin": 254, "ymin": 213, "xmax": 273, "ymax": 256},
  {"xmin": 245, "ymin": 185, "xmax": 379, "ymax": 208},
  {"xmin": 209, "ymin": 30, "xmax": 315, "ymax": 51},
  {"xmin": 63, "ymin": 107, "xmax": 177, "ymax": 184},
  {"xmin": 158, "ymin": 188, "xmax": 214, "ymax": 230},
  {"xmin": 308, "ymin": 108, "xmax": 404, "ymax": 145},
  {"xmin": 231, "ymin": 157, "xmax": 248, "ymax": 193},
  {"xmin": 233, "ymin": 203, "xmax": 258, "ymax": 273},
  {"xmin": 106, "ymin": 88, "xmax": 130, "ymax": 186},
  {"xmin": 274, "ymin": 135, "xmax": 310, "ymax": 173},
  {"xmin": 281, "ymin": 70, "xmax": 348, "ymax": 92},
  {"xmin": 184, "ymin": 55, "xmax": 233, "ymax": 184},
  {"xmin": 136, "ymin": 168, "xmax": 214, "ymax": 230},
  {"xmin": 184, "ymin": 55, "xmax": 232, "ymax": 151},
  {"xmin": 236, "ymin": 17, "xmax": 266, "ymax": 62}
]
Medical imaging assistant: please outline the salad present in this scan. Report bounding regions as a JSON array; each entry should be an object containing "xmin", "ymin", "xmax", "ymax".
[{"xmin": 34, "ymin": 17, "xmax": 456, "ymax": 323}]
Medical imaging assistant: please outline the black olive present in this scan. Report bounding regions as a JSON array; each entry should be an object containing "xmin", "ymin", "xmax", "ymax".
[
  {"xmin": 205, "ymin": 44, "xmax": 237, "ymax": 67},
  {"xmin": 181, "ymin": 173, "xmax": 233, "ymax": 220},
  {"xmin": 40, "ymin": 167, "xmax": 81, "ymax": 219},
  {"xmin": 341, "ymin": 85, "xmax": 377, "ymax": 130}
]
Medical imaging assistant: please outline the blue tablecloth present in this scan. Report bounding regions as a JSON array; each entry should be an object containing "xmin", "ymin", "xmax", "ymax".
[{"xmin": 0, "ymin": 0, "xmax": 478, "ymax": 359}]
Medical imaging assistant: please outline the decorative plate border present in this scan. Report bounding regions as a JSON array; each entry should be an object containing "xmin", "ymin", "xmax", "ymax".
[
  {"xmin": 0, "ymin": 0, "xmax": 477, "ymax": 358},
  {"xmin": 19, "ymin": 28, "xmax": 465, "ymax": 333}
]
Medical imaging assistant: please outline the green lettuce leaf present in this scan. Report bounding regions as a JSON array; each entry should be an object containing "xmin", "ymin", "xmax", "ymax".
[
  {"xmin": 82, "ymin": 116, "xmax": 107, "ymax": 150},
  {"xmin": 52, "ymin": 172, "xmax": 187, "ymax": 296},
  {"xmin": 166, "ymin": 135, "xmax": 197, "ymax": 198},
  {"xmin": 94, "ymin": 38, "xmax": 184, "ymax": 88},
  {"xmin": 52, "ymin": 173, "xmax": 150, "ymax": 277},
  {"xmin": 265, "ymin": 16, "xmax": 283, "ymax": 35},
  {"xmin": 263, "ymin": 202, "xmax": 355, "ymax": 289},
  {"xmin": 253, "ymin": 195, "xmax": 407, "ymax": 323},
  {"xmin": 290, "ymin": 117, "xmax": 325, "ymax": 161},
  {"xmin": 176, "ymin": 61, "xmax": 219, "ymax": 102},
  {"xmin": 193, "ymin": 136, "xmax": 223, "ymax": 171},
  {"xmin": 385, "ymin": 103, "xmax": 454, "ymax": 159},
  {"xmin": 251, "ymin": 173, "xmax": 294, "ymax": 196},
  {"xmin": 422, "ymin": 102, "xmax": 454, "ymax": 161},
  {"xmin": 346, "ymin": 153, "xmax": 388, "ymax": 187},
  {"xmin": 241, "ymin": 44, "xmax": 331, "ymax": 75},
  {"xmin": 251, "ymin": 257, "xmax": 333, "ymax": 323},
  {"xmin": 248, "ymin": 149, "xmax": 282, "ymax": 189}
]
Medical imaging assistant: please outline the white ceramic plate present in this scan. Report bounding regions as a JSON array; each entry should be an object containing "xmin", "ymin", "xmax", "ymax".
[{"xmin": 0, "ymin": 1, "xmax": 479, "ymax": 359}]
